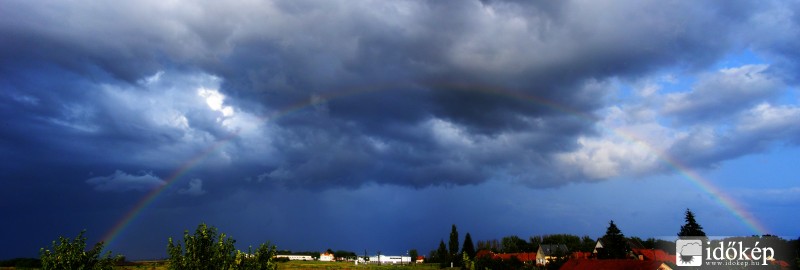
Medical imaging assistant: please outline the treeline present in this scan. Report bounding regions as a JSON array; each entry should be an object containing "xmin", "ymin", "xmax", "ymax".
[
  {"xmin": 475, "ymin": 234, "xmax": 595, "ymax": 254},
  {"xmin": 424, "ymin": 209, "xmax": 800, "ymax": 269},
  {"xmin": 32, "ymin": 223, "xmax": 278, "ymax": 270}
]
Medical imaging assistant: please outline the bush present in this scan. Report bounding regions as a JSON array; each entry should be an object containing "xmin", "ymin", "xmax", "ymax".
[
  {"xmin": 39, "ymin": 230, "xmax": 121, "ymax": 270},
  {"xmin": 167, "ymin": 223, "xmax": 277, "ymax": 270},
  {"xmin": 235, "ymin": 243, "xmax": 278, "ymax": 270}
]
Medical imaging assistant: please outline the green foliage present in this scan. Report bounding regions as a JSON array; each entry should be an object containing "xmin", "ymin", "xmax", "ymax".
[
  {"xmin": 461, "ymin": 233, "xmax": 475, "ymax": 260},
  {"xmin": 167, "ymin": 223, "xmax": 237, "ymax": 270},
  {"xmin": 500, "ymin": 235, "xmax": 530, "ymax": 253},
  {"xmin": 678, "ymin": 208, "xmax": 706, "ymax": 237},
  {"xmin": 437, "ymin": 240, "xmax": 447, "ymax": 268},
  {"xmin": 476, "ymin": 239, "xmax": 500, "ymax": 252},
  {"xmin": 167, "ymin": 223, "xmax": 277, "ymax": 270},
  {"xmin": 236, "ymin": 243, "xmax": 278, "ymax": 270},
  {"xmin": 408, "ymin": 249, "xmax": 418, "ymax": 264},
  {"xmin": 39, "ymin": 230, "xmax": 121, "ymax": 270},
  {"xmin": 598, "ymin": 220, "xmax": 628, "ymax": 259},
  {"xmin": 541, "ymin": 234, "xmax": 582, "ymax": 252},
  {"xmin": 460, "ymin": 252, "xmax": 474, "ymax": 270},
  {"xmin": 448, "ymin": 224, "xmax": 459, "ymax": 267},
  {"xmin": 580, "ymin": 236, "xmax": 595, "ymax": 252},
  {"xmin": 333, "ymin": 250, "xmax": 357, "ymax": 261}
]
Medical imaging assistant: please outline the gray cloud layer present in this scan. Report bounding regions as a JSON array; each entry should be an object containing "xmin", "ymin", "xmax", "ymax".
[
  {"xmin": 4, "ymin": 0, "xmax": 800, "ymax": 260},
  {"xmin": 2, "ymin": 0, "xmax": 799, "ymax": 193}
]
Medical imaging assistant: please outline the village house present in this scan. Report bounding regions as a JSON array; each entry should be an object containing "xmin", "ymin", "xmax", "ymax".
[
  {"xmin": 367, "ymin": 255, "xmax": 411, "ymax": 264},
  {"xmin": 274, "ymin": 254, "xmax": 313, "ymax": 261},
  {"xmin": 319, "ymin": 252, "xmax": 335, "ymax": 262},
  {"xmin": 415, "ymin": 256, "xmax": 425, "ymax": 263},
  {"xmin": 536, "ymin": 244, "xmax": 569, "ymax": 266},
  {"xmin": 559, "ymin": 259, "xmax": 673, "ymax": 270}
]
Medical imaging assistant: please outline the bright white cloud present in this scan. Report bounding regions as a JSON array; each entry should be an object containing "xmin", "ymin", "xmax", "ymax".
[
  {"xmin": 736, "ymin": 103, "xmax": 800, "ymax": 135},
  {"xmin": 554, "ymin": 63, "xmax": 800, "ymax": 180},
  {"xmin": 554, "ymin": 105, "xmax": 673, "ymax": 180},
  {"xmin": 664, "ymin": 64, "xmax": 785, "ymax": 121},
  {"xmin": 86, "ymin": 170, "xmax": 165, "ymax": 192},
  {"xmin": 198, "ymin": 87, "xmax": 234, "ymax": 117},
  {"xmin": 426, "ymin": 118, "xmax": 475, "ymax": 148}
]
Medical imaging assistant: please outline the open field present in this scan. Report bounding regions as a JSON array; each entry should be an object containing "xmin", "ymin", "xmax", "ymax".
[
  {"xmin": 276, "ymin": 261, "xmax": 444, "ymax": 270},
  {"xmin": 2, "ymin": 261, "xmax": 449, "ymax": 270}
]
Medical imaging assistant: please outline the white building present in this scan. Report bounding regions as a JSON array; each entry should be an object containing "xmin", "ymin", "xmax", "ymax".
[
  {"xmin": 320, "ymin": 252, "xmax": 335, "ymax": 262},
  {"xmin": 367, "ymin": 255, "xmax": 412, "ymax": 264},
  {"xmin": 275, "ymin": 254, "xmax": 313, "ymax": 261}
]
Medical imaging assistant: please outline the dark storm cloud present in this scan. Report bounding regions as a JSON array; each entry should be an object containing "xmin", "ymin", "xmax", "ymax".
[
  {"xmin": 0, "ymin": 0, "xmax": 792, "ymax": 194},
  {"xmin": 4, "ymin": 0, "xmax": 800, "ymax": 260}
]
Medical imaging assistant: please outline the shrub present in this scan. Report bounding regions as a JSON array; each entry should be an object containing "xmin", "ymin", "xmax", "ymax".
[
  {"xmin": 235, "ymin": 243, "xmax": 278, "ymax": 270},
  {"xmin": 167, "ymin": 223, "xmax": 277, "ymax": 270},
  {"xmin": 39, "ymin": 230, "xmax": 121, "ymax": 270}
]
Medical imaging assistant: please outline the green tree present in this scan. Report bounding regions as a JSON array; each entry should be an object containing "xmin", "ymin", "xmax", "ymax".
[
  {"xmin": 39, "ymin": 230, "xmax": 121, "ymax": 270},
  {"xmin": 542, "ymin": 234, "xmax": 582, "ymax": 252},
  {"xmin": 437, "ymin": 240, "xmax": 448, "ymax": 268},
  {"xmin": 334, "ymin": 250, "xmax": 357, "ymax": 261},
  {"xmin": 409, "ymin": 249, "xmax": 418, "ymax": 264},
  {"xmin": 167, "ymin": 223, "xmax": 238, "ymax": 270},
  {"xmin": 678, "ymin": 208, "xmax": 706, "ymax": 237},
  {"xmin": 500, "ymin": 235, "xmax": 529, "ymax": 253},
  {"xmin": 580, "ymin": 236, "xmax": 595, "ymax": 252},
  {"xmin": 461, "ymin": 252, "xmax": 474, "ymax": 270},
  {"xmin": 448, "ymin": 224, "xmax": 459, "ymax": 267},
  {"xmin": 462, "ymin": 233, "xmax": 475, "ymax": 260},
  {"xmin": 529, "ymin": 236, "xmax": 543, "ymax": 252},
  {"xmin": 235, "ymin": 243, "xmax": 278, "ymax": 270},
  {"xmin": 598, "ymin": 220, "xmax": 628, "ymax": 259}
]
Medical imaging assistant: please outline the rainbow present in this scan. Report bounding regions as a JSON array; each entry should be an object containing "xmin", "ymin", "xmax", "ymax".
[
  {"xmin": 610, "ymin": 130, "xmax": 770, "ymax": 234},
  {"xmin": 101, "ymin": 82, "xmax": 768, "ymax": 246}
]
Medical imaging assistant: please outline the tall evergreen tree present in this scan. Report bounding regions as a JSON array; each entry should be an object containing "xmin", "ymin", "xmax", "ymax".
[
  {"xmin": 462, "ymin": 233, "xmax": 475, "ymax": 260},
  {"xmin": 448, "ymin": 224, "xmax": 460, "ymax": 267},
  {"xmin": 437, "ymin": 240, "xmax": 448, "ymax": 269},
  {"xmin": 598, "ymin": 220, "xmax": 628, "ymax": 259},
  {"xmin": 678, "ymin": 208, "xmax": 707, "ymax": 237}
]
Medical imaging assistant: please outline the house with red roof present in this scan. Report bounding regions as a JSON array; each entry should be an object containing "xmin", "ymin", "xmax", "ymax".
[
  {"xmin": 570, "ymin": 251, "xmax": 591, "ymax": 260},
  {"xmin": 631, "ymin": 248, "xmax": 675, "ymax": 263},
  {"xmin": 536, "ymin": 244, "xmax": 569, "ymax": 266},
  {"xmin": 559, "ymin": 259, "xmax": 673, "ymax": 270},
  {"xmin": 475, "ymin": 250, "xmax": 537, "ymax": 264}
]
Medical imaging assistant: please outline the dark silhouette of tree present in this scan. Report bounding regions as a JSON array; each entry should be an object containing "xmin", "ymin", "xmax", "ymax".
[
  {"xmin": 678, "ymin": 208, "xmax": 706, "ymax": 237},
  {"xmin": 580, "ymin": 236, "xmax": 595, "ymax": 252},
  {"xmin": 598, "ymin": 220, "xmax": 628, "ymax": 259},
  {"xmin": 437, "ymin": 240, "xmax": 448, "ymax": 268},
  {"xmin": 409, "ymin": 249, "xmax": 418, "ymax": 264},
  {"xmin": 449, "ymin": 224, "xmax": 460, "ymax": 267},
  {"xmin": 462, "ymin": 233, "xmax": 476, "ymax": 260},
  {"xmin": 501, "ymin": 235, "xmax": 530, "ymax": 253}
]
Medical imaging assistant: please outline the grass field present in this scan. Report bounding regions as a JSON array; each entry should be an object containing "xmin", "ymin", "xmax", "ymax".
[
  {"xmin": 2, "ymin": 261, "xmax": 445, "ymax": 270},
  {"xmin": 2, "ymin": 260, "xmax": 450, "ymax": 270},
  {"xmin": 276, "ymin": 261, "xmax": 444, "ymax": 270}
]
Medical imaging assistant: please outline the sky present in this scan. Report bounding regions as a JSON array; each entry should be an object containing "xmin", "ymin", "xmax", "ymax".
[{"xmin": 1, "ymin": 0, "xmax": 799, "ymax": 260}]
